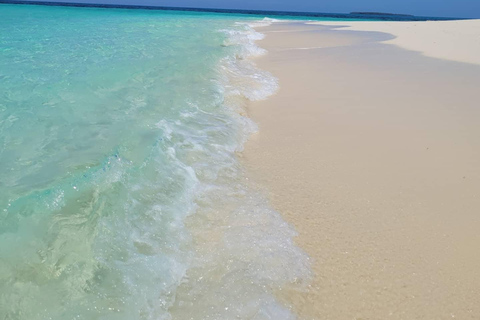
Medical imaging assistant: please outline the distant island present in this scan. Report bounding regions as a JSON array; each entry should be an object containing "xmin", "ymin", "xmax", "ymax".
[{"xmin": 351, "ymin": 12, "xmax": 415, "ymax": 17}]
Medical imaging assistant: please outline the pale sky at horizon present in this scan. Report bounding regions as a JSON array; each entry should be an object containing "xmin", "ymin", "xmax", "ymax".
[{"xmin": 26, "ymin": 0, "xmax": 480, "ymax": 18}]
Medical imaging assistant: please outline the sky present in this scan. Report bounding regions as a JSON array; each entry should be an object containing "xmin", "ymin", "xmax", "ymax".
[{"xmin": 28, "ymin": 0, "xmax": 480, "ymax": 18}]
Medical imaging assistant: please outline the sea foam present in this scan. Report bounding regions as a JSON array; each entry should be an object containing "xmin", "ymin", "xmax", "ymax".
[{"xmin": 166, "ymin": 20, "xmax": 311, "ymax": 320}]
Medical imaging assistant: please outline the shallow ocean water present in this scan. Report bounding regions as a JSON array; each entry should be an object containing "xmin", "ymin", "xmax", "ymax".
[{"xmin": 0, "ymin": 4, "xmax": 310, "ymax": 319}]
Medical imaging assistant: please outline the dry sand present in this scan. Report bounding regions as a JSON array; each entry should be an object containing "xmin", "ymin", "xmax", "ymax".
[
  {"xmin": 310, "ymin": 20, "xmax": 480, "ymax": 65},
  {"xmin": 242, "ymin": 21, "xmax": 480, "ymax": 319}
]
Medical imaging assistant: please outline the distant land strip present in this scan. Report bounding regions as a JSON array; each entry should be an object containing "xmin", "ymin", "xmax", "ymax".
[
  {"xmin": 350, "ymin": 12, "xmax": 414, "ymax": 17},
  {"xmin": 0, "ymin": 0, "xmax": 463, "ymax": 21}
]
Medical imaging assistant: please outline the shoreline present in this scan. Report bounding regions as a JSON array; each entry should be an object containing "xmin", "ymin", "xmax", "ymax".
[{"xmin": 243, "ymin": 20, "xmax": 480, "ymax": 319}]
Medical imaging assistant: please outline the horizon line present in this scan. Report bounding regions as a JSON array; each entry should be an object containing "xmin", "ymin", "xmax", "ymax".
[{"xmin": 0, "ymin": 0, "xmax": 466, "ymax": 20}]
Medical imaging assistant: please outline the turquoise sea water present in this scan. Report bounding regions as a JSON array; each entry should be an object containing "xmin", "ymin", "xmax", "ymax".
[{"xmin": 0, "ymin": 4, "xmax": 311, "ymax": 319}]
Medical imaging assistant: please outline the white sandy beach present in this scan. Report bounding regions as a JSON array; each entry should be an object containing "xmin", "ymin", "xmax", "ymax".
[
  {"xmin": 312, "ymin": 20, "xmax": 480, "ymax": 65},
  {"xmin": 243, "ymin": 19, "xmax": 480, "ymax": 319}
]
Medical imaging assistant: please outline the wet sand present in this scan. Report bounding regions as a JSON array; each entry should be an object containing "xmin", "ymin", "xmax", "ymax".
[{"xmin": 242, "ymin": 21, "xmax": 480, "ymax": 319}]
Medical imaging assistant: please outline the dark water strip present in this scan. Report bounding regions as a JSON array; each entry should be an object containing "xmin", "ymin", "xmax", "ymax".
[{"xmin": 0, "ymin": 0, "xmax": 465, "ymax": 21}]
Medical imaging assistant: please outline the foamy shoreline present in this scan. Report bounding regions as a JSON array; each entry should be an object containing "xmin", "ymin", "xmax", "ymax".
[{"xmin": 243, "ymin": 19, "xmax": 480, "ymax": 319}]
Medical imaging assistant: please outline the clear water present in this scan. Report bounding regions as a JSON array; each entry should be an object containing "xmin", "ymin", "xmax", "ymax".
[{"xmin": 0, "ymin": 4, "xmax": 310, "ymax": 319}]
